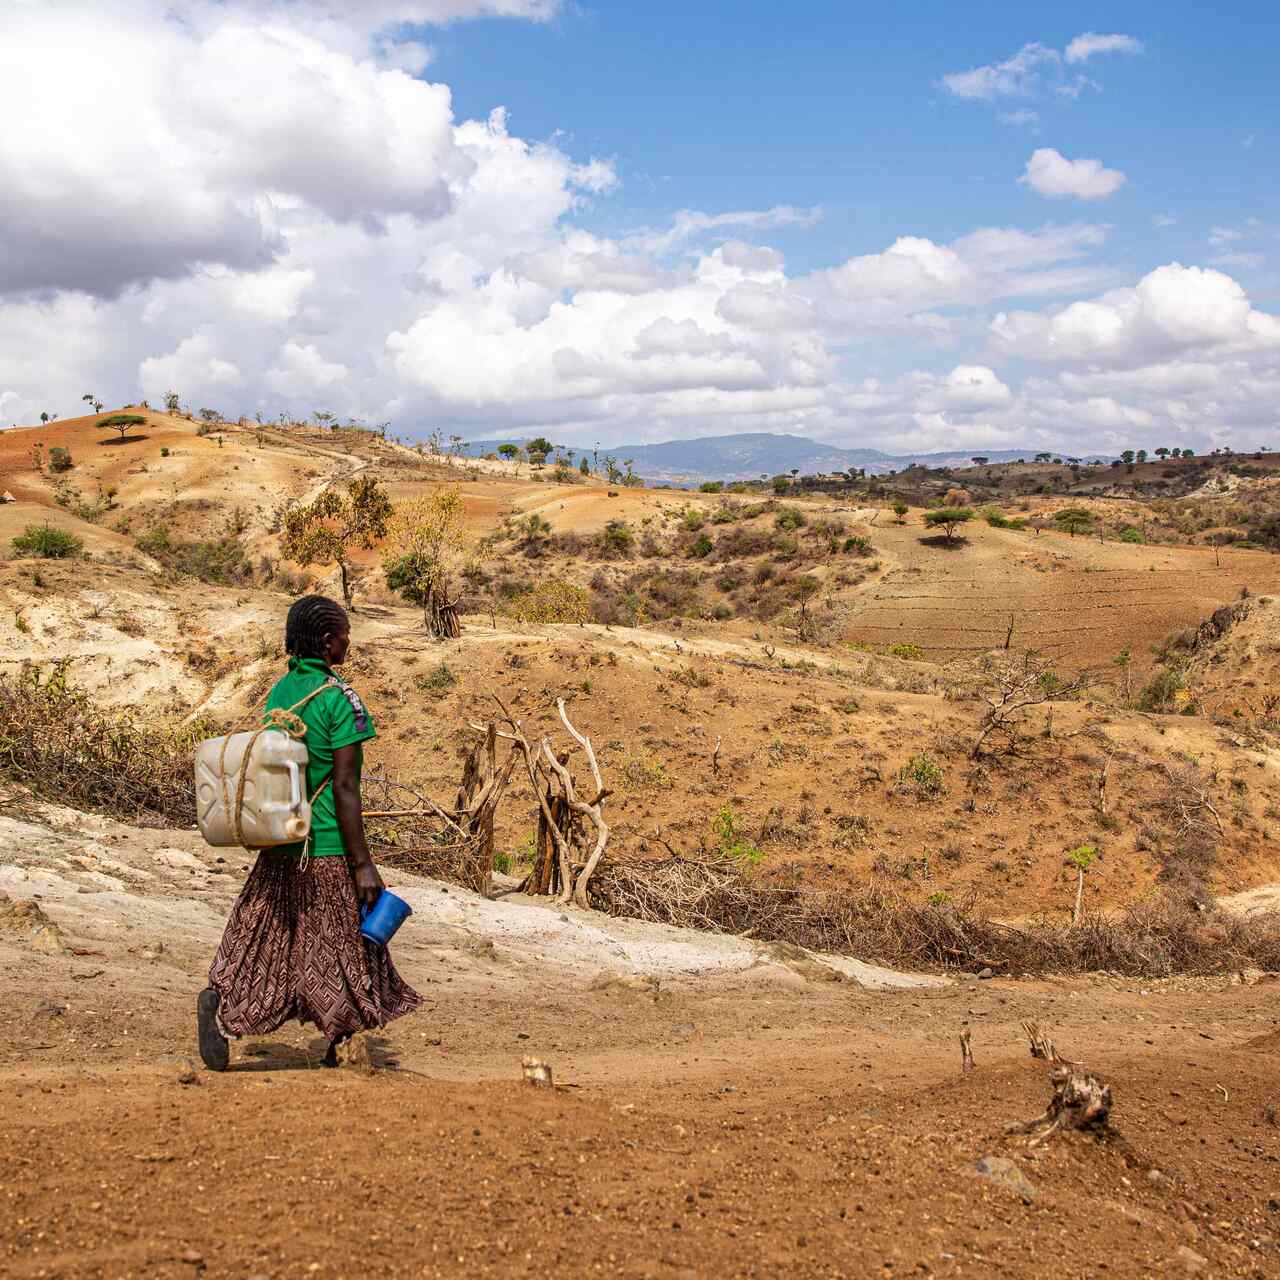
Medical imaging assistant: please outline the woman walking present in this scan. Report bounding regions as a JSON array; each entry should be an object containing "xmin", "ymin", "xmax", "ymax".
[{"xmin": 198, "ymin": 595, "xmax": 421, "ymax": 1069}]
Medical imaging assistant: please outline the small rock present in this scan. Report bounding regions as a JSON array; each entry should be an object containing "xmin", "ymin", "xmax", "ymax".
[
  {"xmin": 179, "ymin": 1249, "xmax": 204, "ymax": 1266},
  {"xmin": 973, "ymin": 1155, "xmax": 1035, "ymax": 1202},
  {"xmin": 33, "ymin": 999, "xmax": 66, "ymax": 1019},
  {"xmin": 177, "ymin": 1068, "xmax": 200, "ymax": 1086},
  {"xmin": 522, "ymin": 1057, "xmax": 553, "ymax": 1088},
  {"xmin": 977, "ymin": 967, "xmax": 994, "ymax": 980},
  {"xmin": 1147, "ymin": 1169, "xmax": 1166, "ymax": 1186},
  {"xmin": 1175, "ymin": 1245, "xmax": 1208, "ymax": 1273},
  {"xmin": 338, "ymin": 1032, "xmax": 377, "ymax": 1074}
]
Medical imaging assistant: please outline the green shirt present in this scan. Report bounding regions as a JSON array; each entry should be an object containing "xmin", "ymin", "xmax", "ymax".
[{"xmin": 264, "ymin": 656, "xmax": 376, "ymax": 857}]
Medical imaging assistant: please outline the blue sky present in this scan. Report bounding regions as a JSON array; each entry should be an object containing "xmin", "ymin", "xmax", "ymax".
[
  {"xmin": 0, "ymin": 0, "xmax": 1276, "ymax": 453},
  {"xmin": 431, "ymin": 1, "xmax": 1276, "ymax": 285}
]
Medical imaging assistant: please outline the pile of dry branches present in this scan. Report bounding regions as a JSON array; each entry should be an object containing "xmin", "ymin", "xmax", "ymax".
[
  {"xmin": 589, "ymin": 859, "xmax": 1280, "ymax": 977},
  {"xmin": 363, "ymin": 724, "xmax": 516, "ymax": 895}
]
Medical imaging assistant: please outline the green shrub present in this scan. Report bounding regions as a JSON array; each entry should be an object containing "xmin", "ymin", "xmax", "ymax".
[
  {"xmin": 886, "ymin": 642, "xmax": 924, "ymax": 660},
  {"xmin": 691, "ymin": 533, "xmax": 713, "ymax": 558},
  {"xmin": 135, "ymin": 525, "xmax": 249, "ymax": 585},
  {"xmin": 898, "ymin": 753, "xmax": 943, "ymax": 796},
  {"xmin": 711, "ymin": 806, "xmax": 764, "ymax": 864},
  {"xmin": 982, "ymin": 508, "xmax": 1024, "ymax": 530},
  {"xmin": 47, "ymin": 447, "xmax": 73, "ymax": 473},
  {"xmin": 415, "ymin": 662, "xmax": 456, "ymax": 695},
  {"xmin": 11, "ymin": 524, "xmax": 82, "ymax": 559},
  {"xmin": 681, "ymin": 509, "xmax": 705, "ymax": 532},
  {"xmin": 698, "ymin": 481, "xmax": 723, "ymax": 493},
  {"xmin": 843, "ymin": 535, "xmax": 872, "ymax": 555},
  {"xmin": 774, "ymin": 507, "xmax": 806, "ymax": 532},
  {"xmin": 596, "ymin": 520, "xmax": 634, "ymax": 558},
  {"xmin": 1137, "ymin": 666, "xmax": 1186, "ymax": 713},
  {"xmin": 1119, "ymin": 525, "xmax": 1146, "ymax": 544},
  {"xmin": 711, "ymin": 505, "xmax": 738, "ymax": 524}
]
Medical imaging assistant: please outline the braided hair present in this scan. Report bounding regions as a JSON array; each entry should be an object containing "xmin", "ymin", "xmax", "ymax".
[{"xmin": 285, "ymin": 595, "xmax": 349, "ymax": 660}]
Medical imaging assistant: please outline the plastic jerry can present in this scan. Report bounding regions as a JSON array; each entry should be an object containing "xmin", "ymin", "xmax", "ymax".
[{"xmin": 195, "ymin": 730, "xmax": 312, "ymax": 848}]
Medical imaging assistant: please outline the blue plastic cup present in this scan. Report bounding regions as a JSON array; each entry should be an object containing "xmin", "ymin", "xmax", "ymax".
[{"xmin": 359, "ymin": 888, "xmax": 412, "ymax": 946}]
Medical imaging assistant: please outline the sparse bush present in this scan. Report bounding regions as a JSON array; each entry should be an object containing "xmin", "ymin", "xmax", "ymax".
[
  {"xmin": 586, "ymin": 863, "xmax": 1280, "ymax": 977},
  {"xmin": 1137, "ymin": 665, "xmax": 1187, "ymax": 713},
  {"xmin": 11, "ymin": 524, "xmax": 82, "ymax": 559},
  {"xmin": 711, "ymin": 806, "xmax": 764, "ymax": 864},
  {"xmin": 886, "ymin": 642, "xmax": 924, "ymax": 660},
  {"xmin": 0, "ymin": 663, "xmax": 211, "ymax": 823},
  {"xmin": 897, "ymin": 752, "xmax": 943, "ymax": 797},
  {"xmin": 1118, "ymin": 525, "xmax": 1145, "ymax": 544},
  {"xmin": 690, "ymin": 532, "xmax": 713, "ymax": 558},
  {"xmin": 774, "ymin": 507, "xmax": 806, "ymax": 532},
  {"xmin": 47, "ymin": 447, "xmax": 73, "ymax": 473},
  {"xmin": 698, "ymin": 481, "xmax": 723, "ymax": 493},
  {"xmin": 136, "ymin": 525, "xmax": 250, "ymax": 585},
  {"xmin": 596, "ymin": 520, "xmax": 634, "ymax": 558},
  {"xmin": 843, "ymin": 535, "xmax": 872, "ymax": 556},
  {"xmin": 505, "ymin": 579, "xmax": 591, "ymax": 624},
  {"xmin": 415, "ymin": 663, "xmax": 456, "ymax": 695}
]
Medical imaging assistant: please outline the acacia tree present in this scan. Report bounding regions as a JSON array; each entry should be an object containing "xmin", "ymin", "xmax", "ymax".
[
  {"xmin": 1054, "ymin": 507, "xmax": 1093, "ymax": 538},
  {"xmin": 382, "ymin": 488, "xmax": 465, "ymax": 637},
  {"xmin": 281, "ymin": 475, "xmax": 393, "ymax": 606},
  {"xmin": 922, "ymin": 506, "xmax": 973, "ymax": 544}
]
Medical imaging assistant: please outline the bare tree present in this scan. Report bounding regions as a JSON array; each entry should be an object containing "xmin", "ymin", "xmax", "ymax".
[
  {"xmin": 971, "ymin": 651, "xmax": 1094, "ymax": 757},
  {"xmin": 490, "ymin": 695, "xmax": 611, "ymax": 909}
]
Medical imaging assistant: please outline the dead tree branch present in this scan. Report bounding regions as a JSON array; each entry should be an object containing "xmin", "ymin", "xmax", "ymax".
[
  {"xmin": 971, "ymin": 651, "xmax": 1096, "ymax": 758},
  {"xmin": 1009, "ymin": 1065, "xmax": 1112, "ymax": 1146}
]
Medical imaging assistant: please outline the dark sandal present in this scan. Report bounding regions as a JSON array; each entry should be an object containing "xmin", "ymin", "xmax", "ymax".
[{"xmin": 197, "ymin": 987, "xmax": 229, "ymax": 1072}]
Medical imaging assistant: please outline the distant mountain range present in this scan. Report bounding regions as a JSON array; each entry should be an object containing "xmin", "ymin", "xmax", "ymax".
[{"xmin": 461, "ymin": 431, "xmax": 1054, "ymax": 484}]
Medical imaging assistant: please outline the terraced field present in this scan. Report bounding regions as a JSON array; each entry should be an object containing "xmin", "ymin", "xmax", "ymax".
[{"xmin": 842, "ymin": 522, "xmax": 1280, "ymax": 671}]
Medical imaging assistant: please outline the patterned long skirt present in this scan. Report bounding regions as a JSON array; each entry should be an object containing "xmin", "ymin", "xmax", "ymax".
[{"xmin": 209, "ymin": 853, "xmax": 422, "ymax": 1042}]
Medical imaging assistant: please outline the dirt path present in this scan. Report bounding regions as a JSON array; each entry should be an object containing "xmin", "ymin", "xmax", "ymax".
[{"xmin": 4, "ymin": 805, "xmax": 1280, "ymax": 1278}]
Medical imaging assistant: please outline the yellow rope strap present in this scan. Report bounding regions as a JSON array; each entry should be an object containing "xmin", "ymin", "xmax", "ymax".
[{"xmin": 217, "ymin": 679, "xmax": 338, "ymax": 849}]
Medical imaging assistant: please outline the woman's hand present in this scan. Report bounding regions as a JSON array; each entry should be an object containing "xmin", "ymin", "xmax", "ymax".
[{"xmin": 353, "ymin": 860, "xmax": 384, "ymax": 909}]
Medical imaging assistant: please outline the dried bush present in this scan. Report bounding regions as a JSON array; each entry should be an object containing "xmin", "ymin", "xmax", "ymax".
[
  {"xmin": 588, "ymin": 858, "xmax": 1280, "ymax": 977},
  {"xmin": 136, "ymin": 526, "xmax": 250, "ymax": 586},
  {"xmin": 0, "ymin": 664, "xmax": 212, "ymax": 823},
  {"xmin": 505, "ymin": 578, "xmax": 591, "ymax": 624}
]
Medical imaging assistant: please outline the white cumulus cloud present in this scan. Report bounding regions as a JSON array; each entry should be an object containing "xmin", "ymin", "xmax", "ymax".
[
  {"xmin": 1064, "ymin": 33, "xmax": 1144, "ymax": 63},
  {"xmin": 1020, "ymin": 148, "xmax": 1127, "ymax": 201}
]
